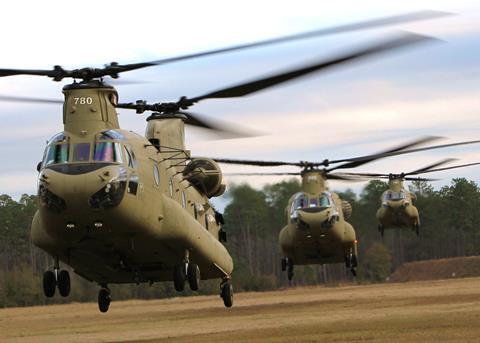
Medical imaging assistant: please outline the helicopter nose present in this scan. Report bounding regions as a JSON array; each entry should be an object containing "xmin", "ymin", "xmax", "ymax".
[
  {"xmin": 39, "ymin": 164, "xmax": 127, "ymax": 211},
  {"xmin": 297, "ymin": 208, "xmax": 338, "ymax": 230},
  {"xmin": 387, "ymin": 199, "xmax": 407, "ymax": 209}
]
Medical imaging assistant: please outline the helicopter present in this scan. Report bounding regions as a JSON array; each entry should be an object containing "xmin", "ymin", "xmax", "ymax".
[
  {"xmin": 338, "ymin": 160, "xmax": 480, "ymax": 237},
  {"xmin": 217, "ymin": 137, "xmax": 480, "ymax": 279},
  {"xmin": 0, "ymin": 11, "xmax": 450, "ymax": 312}
]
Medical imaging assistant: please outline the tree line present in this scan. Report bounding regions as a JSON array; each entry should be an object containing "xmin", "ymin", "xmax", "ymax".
[{"xmin": 1, "ymin": 177, "xmax": 479, "ymax": 307}]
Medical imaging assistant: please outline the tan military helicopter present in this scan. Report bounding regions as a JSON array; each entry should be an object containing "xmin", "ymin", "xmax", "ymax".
[
  {"xmin": 340, "ymin": 159, "xmax": 480, "ymax": 237},
  {"xmin": 0, "ymin": 11, "xmax": 451, "ymax": 311},
  {"xmin": 218, "ymin": 137, "xmax": 480, "ymax": 279}
]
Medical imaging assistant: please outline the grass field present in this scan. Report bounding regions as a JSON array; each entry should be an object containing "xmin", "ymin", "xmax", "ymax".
[{"xmin": 1, "ymin": 278, "xmax": 480, "ymax": 342}]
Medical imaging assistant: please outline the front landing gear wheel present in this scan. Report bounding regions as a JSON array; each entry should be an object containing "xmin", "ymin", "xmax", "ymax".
[
  {"xmin": 57, "ymin": 270, "xmax": 70, "ymax": 297},
  {"xmin": 98, "ymin": 288, "xmax": 111, "ymax": 313},
  {"xmin": 187, "ymin": 263, "xmax": 200, "ymax": 291},
  {"xmin": 287, "ymin": 260, "xmax": 294, "ymax": 281},
  {"xmin": 281, "ymin": 258, "xmax": 287, "ymax": 272},
  {"xmin": 378, "ymin": 224, "xmax": 384, "ymax": 238},
  {"xmin": 220, "ymin": 281, "xmax": 233, "ymax": 308},
  {"xmin": 173, "ymin": 264, "xmax": 187, "ymax": 292},
  {"xmin": 43, "ymin": 271, "xmax": 56, "ymax": 298},
  {"xmin": 350, "ymin": 255, "xmax": 358, "ymax": 277}
]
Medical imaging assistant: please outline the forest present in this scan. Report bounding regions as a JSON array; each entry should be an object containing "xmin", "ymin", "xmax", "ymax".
[{"xmin": 1, "ymin": 177, "xmax": 480, "ymax": 307}]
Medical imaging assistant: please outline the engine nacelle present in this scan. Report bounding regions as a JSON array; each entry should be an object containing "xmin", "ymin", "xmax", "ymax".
[
  {"xmin": 341, "ymin": 200, "xmax": 352, "ymax": 219},
  {"xmin": 183, "ymin": 158, "xmax": 225, "ymax": 198}
]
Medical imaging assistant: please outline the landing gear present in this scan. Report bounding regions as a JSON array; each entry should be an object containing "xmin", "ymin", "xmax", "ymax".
[
  {"xmin": 345, "ymin": 253, "xmax": 358, "ymax": 277},
  {"xmin": 220, "ymin": 279, "xmax": 233, "ymax": 308},
  {"xmin": 98, "ymin": 287, "xmax": 111, "ymax": 313},
  {"xmin": 173, "ymin": 263, "xmax": 187, "ymax": 292},
  {"xmin": 42, "ymin": 256, "xmax": 71, "ymax": 298},
  {"xmin": 281, "ymin": 258, "xmax": 287, "ymax": 272},
  {"xmin": 187, "ymin": 263, "xmax": 200, "ymax": 291},
  {"xmin": 378, "ymin": 224, "xmax": 385, "ymax": 238},
  {"xmin": 287, "ymin": 259, "xmax": 294, "ymax": 281},
  {"xmin": 43, "ymin": 271, "xmax": 56, "ymax": 297},
  {"xmin": 413, "ymin": 223, "xmax": 420, "ymax": 236},
  {"xmin": 174, "ymin": 262, "xmax": 202, "ymax": 292},
  {"xmin": 57, "ymin": 270, "xmax": 71, "ymax": 297}
]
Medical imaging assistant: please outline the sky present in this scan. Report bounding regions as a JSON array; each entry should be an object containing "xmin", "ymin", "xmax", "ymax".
[{"xmin": 0, "ymin": 0, "xmax": 479, "ymax": 207}]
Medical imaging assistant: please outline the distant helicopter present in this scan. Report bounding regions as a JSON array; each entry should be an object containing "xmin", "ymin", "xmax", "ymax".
[
  {"xmin": 339, "ymin": 160, "xmax": 480, "ymax": 237},
  {"xmin": 0, "ymin": 11, "xmax": 449, "ymax": 311},
  {"xmin": 217, "ymin": 137, "xmax": 480, "ymax": 279}
]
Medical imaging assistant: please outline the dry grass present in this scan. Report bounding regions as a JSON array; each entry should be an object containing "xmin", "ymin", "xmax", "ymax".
[{"xmin": 1, "ymin": 278, "xmax": 480, "ymax": 342}]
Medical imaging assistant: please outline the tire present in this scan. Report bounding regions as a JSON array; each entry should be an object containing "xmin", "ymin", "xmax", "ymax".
[
  {"xmin": 173, "ymin": 264, "xmax": 186, "ymax": 292},
  {"xmin": 187, "ymin": 264, "xmax": 200, "ymax": 291},
  {"xmin": 57, "ymin": 270, "xmax": 70, "ymax": 297},
  {"xmin": 221, "ymin": 283, "xmax": 233, "ymax": 308},
  {"xmin": 98, "ymin": 288, "xmax": 111, "ymax": 313},
  {"xmin": 43, "ymin": 271, "xmax": 56, "ymax": 298}
]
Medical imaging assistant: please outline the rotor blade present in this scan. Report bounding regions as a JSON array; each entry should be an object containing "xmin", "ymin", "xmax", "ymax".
[
  {"xmin": 404, "ymin": 177, "xmax": 438, "ymax": 181},
  {"xmin": 327, "ymin": 173, "xmax": 366, "ymax": 181},
  {"xmin": 144, "ymin": 11, "xmax": 449, "ymax": 67},
  {"xmin": 188, "ymin": 33, "xmax": 435, "ymax": 102},
  {"xmin": 328, "ymin": 138, "xmax": 480, "ymax": 172},
  {"xmin": 214, "ymin": 158, "xmax": 301, "ymax": 167},
  {"xmin": 406, "ymin": 158, "xmax": 456, "ymax": 175},
  {"xmin": 411, "ymin": 161, "xmax": 480, "ymax": 175},
  {"xmin": 327, "ymin": 135, "xmax": 442, "ymax": 171},
  {"xmin": 224, "ymin": 172, "xmax": 301, "ymax": 176},
  {"xmin": 0, "ymin": 94, "xmax": 63, "ymax": 104},
  {"xmin": 179, "ymin": 111, "xmax": 260, "ymax": 139}
]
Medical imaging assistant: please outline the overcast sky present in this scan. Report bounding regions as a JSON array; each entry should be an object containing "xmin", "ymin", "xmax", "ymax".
[{"xmin": 1, "ymin": 0, "xmax": 479, "ymax": 205}]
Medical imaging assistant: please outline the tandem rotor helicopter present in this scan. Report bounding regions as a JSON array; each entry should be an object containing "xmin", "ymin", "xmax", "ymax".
[
  {"xmin": 219, "ymin": 137, "xmax": 480, "ymax": 279},
  {"xmin": 0, "ymin": 11, "xmax": 454, "ymax": 312}
]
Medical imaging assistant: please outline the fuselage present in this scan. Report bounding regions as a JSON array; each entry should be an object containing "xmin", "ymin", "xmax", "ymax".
[
  {"xmin": 31, "ymin": 82, "xmax": 233, "ymax": 285},
  {"xmin": 278, "ymin": 171, "xmax": 357, "ymax": 265}
]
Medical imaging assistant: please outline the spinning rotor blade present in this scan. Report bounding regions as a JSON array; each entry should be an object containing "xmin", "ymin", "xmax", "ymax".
[
  {"xmin": 0, "ymin": 95, "xmax": 62, "ymax": 104},
  {"xmin": 405, "ymin": 158, "xmax": 456, "ymax": 175},
  {"xmin": 188, "ymin": 33, "xmax": 434, "ymax": 103},
  {"xmin": 224, "ymin": 172, "xmax": 301, "ymax": 176},
  {"xmin": 409, "ymin": 161, "xmax": 480, "ymax": 175},
  {"xmin": 178, "ymin": 111, "xmax": 259, "ymax": 139},
  {"xmin": 214, "ymin": 158, "xmax": 302, "ymax": 167},
  {"xmin": 148, "ymin": 11, "xmax": 449, "ymax": 67},
  {"xmin": 0, "ymin": 11, "xmax": 448, "ymax": 82}
]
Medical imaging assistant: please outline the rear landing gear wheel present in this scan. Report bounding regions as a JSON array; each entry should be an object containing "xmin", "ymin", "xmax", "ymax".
[
  {"xmin": 187, "ymin": 263, "xmax": 200, "ymax": 291},
  {"xmin": 57, "ymin": 270, "xmax": 70, "ymax": 297},
  {"xmin": 220, "ymin": 281, "xmax": 233, "ymax": 308},
  {"xmin": 43, "ymin": 271, "xmax": 56, "ymax": 298},
  {"xmin": 98, "ymin": 287, "xmax": 111, "ymax": 313},
  {"xmin": 173, "ymin": 263, "xmax": 187, "ymax": 292}
]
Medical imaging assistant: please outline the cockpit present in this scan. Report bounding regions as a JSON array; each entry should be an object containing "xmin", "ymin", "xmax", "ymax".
[
  {"xmin": 290, "ymin": 192, "xmax": 335, "ymax": 222},
  {"xmin": 41, "ymin": 130, "xmax": 136, "ymax": 169},
  {"xmin": 382, "ymin": 190, "xmax": 407, "ymax": 201}
]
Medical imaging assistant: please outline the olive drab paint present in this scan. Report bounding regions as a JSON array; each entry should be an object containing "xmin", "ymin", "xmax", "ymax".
[
  {"xmin": 279, "ymin": 170, "xmax": 358, "ymax": 279},
  {"xmin": 31, "ymin": 81, "xmax": 233, "ymax": 310}
]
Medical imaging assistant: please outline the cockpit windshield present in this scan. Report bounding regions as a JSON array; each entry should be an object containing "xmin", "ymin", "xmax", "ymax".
[
  {"xmin": 384, "ymin": 190, "xmax": 406, "ymax": 201},
  {"xmin": 93, "ymin": 142, "xmax": 124, "ymax": 163},
  {"xmin": 291, "ymin": 192, "xmax": 332, "ymax": 212}
]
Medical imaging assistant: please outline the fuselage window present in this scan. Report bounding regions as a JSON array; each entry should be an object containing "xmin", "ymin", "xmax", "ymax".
[
  {"xmin": 94, "ymin": 142, "xmax": 123, "ymax": 163},
  {"xmin": 44, "ymin": 143, "xmax": 69, "ymax": 166},
  {"xmin": 73, "ymin": 143, "xmax": 91, "ymax": 162},
  {"xmin": 181, "ymin": 191, "xmax": 187, "ymax": 208},
  {"xmin": 128, "ymin": 174, "xmax": 139, "ymax": 195},
  {"xmin": 168, "ymin": 178, "xmax": 174, "ymax": 197},
  {"xmin": 153, "ymin": 164, "xmax": 160, "ymax": 186}
]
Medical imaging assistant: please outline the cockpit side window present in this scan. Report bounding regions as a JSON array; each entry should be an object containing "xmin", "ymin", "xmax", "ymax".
[{"xmin": 44, "ymin": 143, "xmax": 69, "ymax": 166}]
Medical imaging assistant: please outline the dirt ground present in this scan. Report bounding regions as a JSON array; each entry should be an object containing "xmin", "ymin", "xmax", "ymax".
[{"xmin": 1, "ymin": 278, "xmax": 480, "ymax": 343}]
